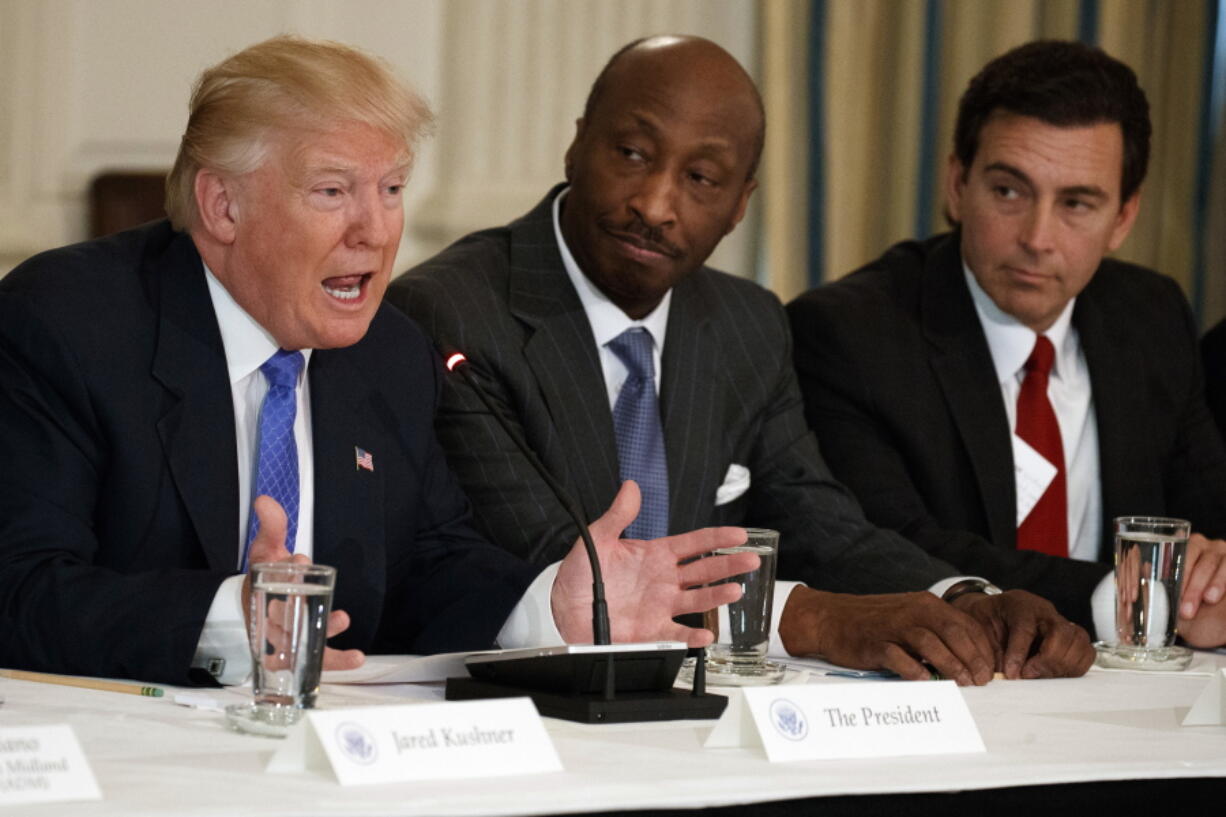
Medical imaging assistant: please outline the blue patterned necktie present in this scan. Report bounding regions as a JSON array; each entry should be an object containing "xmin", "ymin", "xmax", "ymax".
[
  {"xmin": 608, "ymin": 328, "xmax": 669, "ymax": 540},
  {"xmin": 242, "ymin": 349, "xmax": 305, "ymax": 571}
]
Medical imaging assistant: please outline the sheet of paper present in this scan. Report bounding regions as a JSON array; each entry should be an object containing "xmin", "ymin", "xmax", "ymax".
[
  {"xmin": 321, "ymin": 652, "xmax": 487, "ymax": 684},
  {"xmin": 1012, "ymin": 434, "xmax": 1058, "ymax": 526},
  {"xmin": 776, "ymin": 655, "xmax": 899, "ymax": 679}
]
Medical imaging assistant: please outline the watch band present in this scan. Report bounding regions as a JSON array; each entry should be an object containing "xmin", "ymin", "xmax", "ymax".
[{"xmin": 943, "ymin": 579, "xmax": 1003, "ymax": 604}]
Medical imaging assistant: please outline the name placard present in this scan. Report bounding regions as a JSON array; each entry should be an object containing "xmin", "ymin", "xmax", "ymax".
[
  {"xmin": 0, "ymin": 725, "xmax": 101, "ymax": 805},
  {"xmin": 706, "ymin": 681, "xmax": 984, "ymax": 762},
  {"xmin": 1183, "ymin": 668, "xmax": 1226, "ymax": 726},
  {"xmin": 269, "ymin": 698, "xmax": 562, "ymax": 785}
]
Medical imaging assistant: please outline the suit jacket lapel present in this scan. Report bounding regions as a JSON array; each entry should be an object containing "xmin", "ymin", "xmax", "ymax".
[
  {"xmin": 307, "ymin": 348, "xmax": 384, "ymax": 638},
  {"xmin": 507, "ymin": 194, "xmax": 621, "ymax": 525},
  {"xmin": 921, "ymin": 234, "xmax": 1017, "ymax": 547},
  {"xmin": 660, "ymin": 273, "xmax": 719, "ymax": 534},
  {"xmin": 1076, "ymin": 279, "xmax": 1136, "ymax": 558},
  {"xmin": 150, "ymin": 233, "xmax": 240, "ymax": 571}
]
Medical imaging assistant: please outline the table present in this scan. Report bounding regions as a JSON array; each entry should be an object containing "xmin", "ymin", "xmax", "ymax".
[{"xmin": 4, "ymin": 655, "xmax": 1226, "ymax": 816}]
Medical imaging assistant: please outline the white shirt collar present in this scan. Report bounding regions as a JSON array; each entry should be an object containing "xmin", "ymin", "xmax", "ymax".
[
  {"xmin": 202, "ymin": 261, "xmax": 312, "ymax": 385},
  {"xmin": 963, "ymin": 261, "xmax": 1076, "ymax": 385},
  {"xmin": 551, "ymin": 188, "xmax": 672, "ymax": 349}
]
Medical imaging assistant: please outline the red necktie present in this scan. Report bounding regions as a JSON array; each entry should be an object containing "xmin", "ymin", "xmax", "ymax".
[{"xmin": 1015, "ymin": 335, "xmax": 1068, "ymax": 557}]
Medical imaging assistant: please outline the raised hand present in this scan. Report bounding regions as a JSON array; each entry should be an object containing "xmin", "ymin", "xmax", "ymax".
[
  {"xmin": 1178, "ymin": 533, "xmax": 1226, "ymax": 620},
  {"xmin": 551, "ymin": 481, "xmax": 759, "ymax": 646},
  {"xmin": 243, "ymin": 495, "xmax": 363, "ymax": 671},
  {"xmin": 1177, "ymin": 534, "xmax": 1226, "ymax": 647}
]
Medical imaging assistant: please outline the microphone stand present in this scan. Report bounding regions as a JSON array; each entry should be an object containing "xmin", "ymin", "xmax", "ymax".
[{"xmin": 438, "ymin": 347, "xmax": 726, "ymax": 723}]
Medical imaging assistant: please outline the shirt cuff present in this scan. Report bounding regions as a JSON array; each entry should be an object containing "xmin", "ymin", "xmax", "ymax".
[
  {"xmin": 1091, "ymin": 573, "xmax": 1115, "ymax": 642},
  {"xmin": 497, "ymin": 562, "xmax": 565, "ymax": 648},
  {"xmin": 1091, "ymin": 571, "xmax": 1169, "ymax": 644},
  {"xmin": 191, "ymin": 574, "xmax": 252, "ymax": 685},
  {"xmin": 928, "ymin": 575, "xmax": 987, "ymax": 599},
  {"xmin": 768, "ymin": 581, "xmax": 805, "ymax": 657}
]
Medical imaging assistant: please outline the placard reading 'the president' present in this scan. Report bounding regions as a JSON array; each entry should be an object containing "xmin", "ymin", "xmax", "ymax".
[{"xmin": 706, "ymin": 680, "xmax": 984, "ymax": 762}]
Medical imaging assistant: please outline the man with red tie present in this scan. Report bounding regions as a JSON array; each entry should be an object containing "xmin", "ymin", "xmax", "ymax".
[{"xmin": 788, "ymin": 40, "xmax": 1226, "ymax": 646}]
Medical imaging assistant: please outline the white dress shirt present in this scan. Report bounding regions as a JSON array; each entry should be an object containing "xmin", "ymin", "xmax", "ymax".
[
  {"xmin": 192, "ymin": 265, "xmax": 559, "ymax": 684},
  {"xmin": 553, "ymin": 190, "xmax": 869, "ymax": 657},
  {"xmin": 963, "ymin": 264, "xmax": 1115, "ymax": 638}
]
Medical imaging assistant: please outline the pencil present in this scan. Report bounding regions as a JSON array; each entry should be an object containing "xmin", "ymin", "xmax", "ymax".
[{"xmin": 0, "ymin": 669, "xmax": 164, "ymax": 697}]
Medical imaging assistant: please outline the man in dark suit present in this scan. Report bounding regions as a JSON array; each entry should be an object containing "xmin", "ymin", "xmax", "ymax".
[
  {"xmin": 0, "ymin": 36, "xmax": 758, "ymax": 686},
  {"xmin": 389, "ymin": 36, "xmax": 1095, "ymax": 683},
  {"xmin": 789, "ymin": 40, "xmax": 1226, "ymax": 646},
  {"xmin": 1201, "ymin": 318, "xmax": 1226, "ymax": 440}
]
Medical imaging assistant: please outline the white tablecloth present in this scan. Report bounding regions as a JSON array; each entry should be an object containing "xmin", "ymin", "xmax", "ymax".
[{"xmin": 4, "ymin": 656, "xmax": 1226, "ymax": 816}]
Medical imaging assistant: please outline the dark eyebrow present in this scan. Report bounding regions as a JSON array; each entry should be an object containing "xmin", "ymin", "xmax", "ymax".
[{"xmin": 983, "ymin": 161, "xmax": 1109, "ymax": 202}]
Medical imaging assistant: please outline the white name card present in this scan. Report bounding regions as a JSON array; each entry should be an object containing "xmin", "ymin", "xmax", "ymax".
[
  {"xmin": 0, "ymin": 725, "xmax": 101, "ymax": 805},
  {"xmin": 269, "ymin": 698, "xmax": 562, "ymax": 785},
  {"xmin": 1183, "ymin": 668, "xmax": 1226, "ymax": 726},
  {"xmin": 706, "ymin": 681, "xmax": 985, "ymax": 762},
  {"xmin": 1013, "ymin": 434, "xmax": 1057, "ymax": 526}
]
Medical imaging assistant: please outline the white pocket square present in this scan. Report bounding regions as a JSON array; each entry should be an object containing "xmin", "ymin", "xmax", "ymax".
[{"xmin": 715, "ymin": 464, "xmax": 751, "ymax": 506}]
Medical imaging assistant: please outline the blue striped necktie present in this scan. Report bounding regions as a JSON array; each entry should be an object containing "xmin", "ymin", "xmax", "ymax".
[
  {"xmin": 608, "ymin": 328, "xmax": 669, "ymax": 540},
  {"xmin": 242, "ymin": 349, "xmax": 305, "ymax": 571}
]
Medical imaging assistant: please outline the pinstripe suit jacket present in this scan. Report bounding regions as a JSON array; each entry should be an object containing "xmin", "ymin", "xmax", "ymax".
[{"xmin": 386, "ymin": 187, "xmax": 957, "ymax": 594}]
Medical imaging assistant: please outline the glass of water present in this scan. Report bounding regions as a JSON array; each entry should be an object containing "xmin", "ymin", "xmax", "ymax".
[
  {"xmin": 1096, "ymin": 516, "xmax": 1192, "ymax": 671},
  {"xmin": 700, "ymin": 528, "xmax": 785, "ymax": 685},
  {"xmin": 226, "ymin": 562, "xmax": 336, "ymax": 736}
]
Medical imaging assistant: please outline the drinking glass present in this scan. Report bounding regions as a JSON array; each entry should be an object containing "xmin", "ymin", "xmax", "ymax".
[
  {"xmin": 1095, "ymin": 516, "xmax": 1192, "ymax": 671},
  {"xmin": 225, "ymin": 562, "xmax": 336, "ymax": 736}
]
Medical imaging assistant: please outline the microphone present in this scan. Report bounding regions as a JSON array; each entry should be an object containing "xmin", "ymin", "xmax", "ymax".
[
  {"xmin": 436, "ymin": 343, "xmax": 726, "ymax": 724},
  {"xmin": 441, "ymin": 347, "xmax": 610, "ymax": 645}
]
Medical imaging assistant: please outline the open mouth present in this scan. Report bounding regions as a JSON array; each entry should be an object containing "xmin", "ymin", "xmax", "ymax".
[{"xmin": 321, "ymin": 273, "xmax": 371, "ymax": 303}]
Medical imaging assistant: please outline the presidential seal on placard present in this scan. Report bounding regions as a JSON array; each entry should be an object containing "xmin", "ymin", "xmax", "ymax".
[
  {"xmin": 335, "ymin": 722, "xmax": 378, "ymax": 765},
  {"xmin": 769, "ymin": 699, "xmax": 808, "ymax": 741}
]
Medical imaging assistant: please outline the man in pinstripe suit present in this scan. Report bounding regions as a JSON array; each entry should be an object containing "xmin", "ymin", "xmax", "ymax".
[{"xmin": 388, "ymin": 35, "xmax": 1094, "ymax": 682}]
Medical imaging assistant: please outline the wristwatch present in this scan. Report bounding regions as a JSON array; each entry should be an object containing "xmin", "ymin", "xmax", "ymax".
[{"xmin": 942, "ymin": 579, "xmax": 1003, "ymax": 604}]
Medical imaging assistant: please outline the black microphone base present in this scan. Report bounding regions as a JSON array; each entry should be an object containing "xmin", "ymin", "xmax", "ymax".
[{"xmin": 445, "ymin": 677, "xmax": 728, "ymax": 724}]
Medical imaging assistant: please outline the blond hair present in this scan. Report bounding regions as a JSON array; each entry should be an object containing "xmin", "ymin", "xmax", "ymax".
[{"xmin": 165, "ymin": 35, "xmax": 433, "ymax": 230}]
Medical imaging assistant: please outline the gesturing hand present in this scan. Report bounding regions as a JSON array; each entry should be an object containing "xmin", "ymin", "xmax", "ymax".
[
  {"xmin": 242, "ymin": 495, "xmax": 364, "ymax": 672},
  {"xmin": 1176, "ymin": 535, "xmax": 1226, "ymax": 647},
  {"xmin": 778, "ymin": 587, "xmax": 997, "ymax": 686},
  {"xmin": 1178, "ymin": 533, "xmax": 1226, "ymax": 620},
  {"xmin": 952, "ymin": 589, "xmax": 1094, "ymax": 679},
  {"xmin": 551, "ymin": 481, "xmax": 760, "ymax": 646}
]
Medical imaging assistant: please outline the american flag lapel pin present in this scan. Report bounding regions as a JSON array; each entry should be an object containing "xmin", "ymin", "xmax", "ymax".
[{"xmin": 355, "ymin": 446, "xmax": 374, "ymax": 472}]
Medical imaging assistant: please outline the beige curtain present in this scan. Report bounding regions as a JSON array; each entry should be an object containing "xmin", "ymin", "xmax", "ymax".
[
  {"xmin": 759, "ymin": 0, "xmax": 812, "ymax": 302},
  {"xmin": 759, "ymin": 0, "xmax": 1220, "ymax": 323}
]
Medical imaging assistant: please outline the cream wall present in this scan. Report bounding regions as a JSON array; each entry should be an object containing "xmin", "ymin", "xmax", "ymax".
[{"xmin": 0, "ymin": 0, "xmax": 759, "ymax": 277}]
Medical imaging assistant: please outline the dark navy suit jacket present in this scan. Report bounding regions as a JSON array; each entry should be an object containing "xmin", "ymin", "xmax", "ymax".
[
  {"xmin": 0, "ymin": 221, "xmax": 536, "ymax": 684},
  {"xmin": 788, "ymin": 232, "xmax": 1226, "ymax": 628}
]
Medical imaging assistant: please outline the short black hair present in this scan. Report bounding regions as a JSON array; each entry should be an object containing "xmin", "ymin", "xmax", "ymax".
[
  {"xmin": 954, "ymin": 40, "xmax": 1151, "ymax": 202},
  {"xmin": 580, "ymin": 36, "xmax": 765, "ymax": 180}
]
